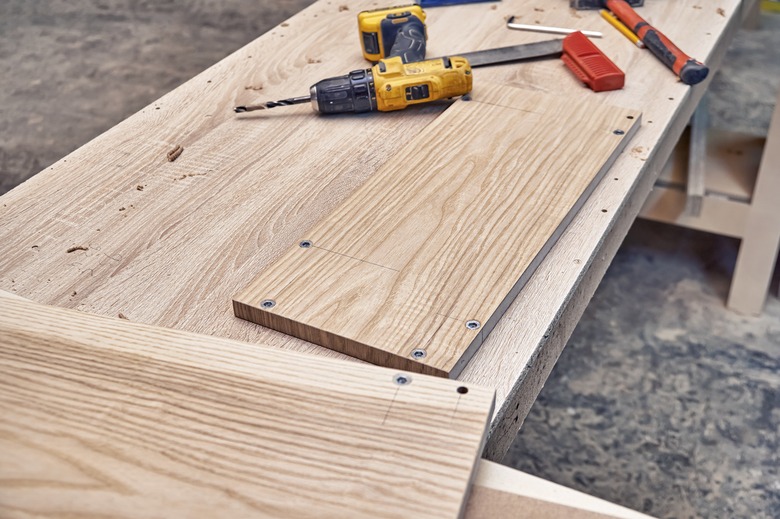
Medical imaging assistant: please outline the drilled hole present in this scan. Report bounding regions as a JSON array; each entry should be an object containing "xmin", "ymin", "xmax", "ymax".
[
  {"xmin": 466, "ymin": 320, "xmax": 481, "ymax": 330},
  {"xmin": 457, "ymin": 386, "xmax": 469, "ymax": 395}
]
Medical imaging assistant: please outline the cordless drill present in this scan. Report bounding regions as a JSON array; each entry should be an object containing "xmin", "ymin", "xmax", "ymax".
[
  {"xmin": 234, "ymin": 56, "xmax": 472, "ymax": 115},
  {"xmin": 357, "ymin": 4, "xmax": 428, "ymax": 64}
]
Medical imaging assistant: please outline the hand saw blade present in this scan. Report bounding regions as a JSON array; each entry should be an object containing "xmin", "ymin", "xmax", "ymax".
[{"xmin": 444, "ymin": 39, "xmax": 564, "ymax": 67}]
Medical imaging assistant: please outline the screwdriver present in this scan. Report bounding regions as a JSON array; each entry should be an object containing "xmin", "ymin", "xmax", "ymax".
[{"xmin": 235, "ymin": 56, "xmax": 472, "ymax": 115}]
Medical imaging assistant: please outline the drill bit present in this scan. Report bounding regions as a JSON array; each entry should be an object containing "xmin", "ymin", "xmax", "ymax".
[{"xmin": 234, "ymin": 95, "xmax": 311, "ymax": 113}]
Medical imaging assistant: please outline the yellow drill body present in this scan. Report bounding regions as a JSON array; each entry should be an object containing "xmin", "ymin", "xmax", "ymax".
[
  {"xmin": 372, "ymin": 56, "xmax": 472, "ymax": 112},
  {"xmin": 235, "ymin": 56, "xmax": 472, "ymax": 115}
]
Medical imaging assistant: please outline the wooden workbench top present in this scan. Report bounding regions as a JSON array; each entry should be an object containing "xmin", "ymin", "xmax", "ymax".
[{"xmin": 0, "ymin": 0, "xmax": 745, "ymax": 459}]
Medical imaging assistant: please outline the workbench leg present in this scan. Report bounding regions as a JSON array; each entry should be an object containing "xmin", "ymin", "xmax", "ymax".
[
  {"xmin": 742, "ymin": 0, "xmax": 761, "ymax": 30},
  {"xmin": 727, "ymin": 91, "xmax": 780, "ymax": 315},
  {"xmin": 685, "ymin": 96, "xmax": 708, "ymax": 217}
]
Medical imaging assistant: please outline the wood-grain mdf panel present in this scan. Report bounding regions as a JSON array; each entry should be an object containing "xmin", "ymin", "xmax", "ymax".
[
  {"xmin": 234, "ymin": 83, "xmax": 641, "ymax": 378},
  {"xmin": 0, "ymin": 296, "xmax": 494, "ymax": 519}
]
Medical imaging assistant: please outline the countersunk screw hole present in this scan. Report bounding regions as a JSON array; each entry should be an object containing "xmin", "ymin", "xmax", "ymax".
[
  {"xmin": 261, "ymin": 299, "xmax": 276, "ymax": 309},
  {"xmin": 385, "ymin": 85, "xmax": 392, "ymax": 91},
  {"xmin": 466, "ymin": 320, "xmax": 481, "ymax": 330},
  {"xmin": 457, "ymin": 386, "xmax": 469, "ymax": 394},
  {"xmin": 411, "ymin": 349, "xmax": 427, "ymax": 359},
  {"xmin": 613, "ymin": 129, "xmax": 625, "ymax": 135},
  {"xmin": 299, "ymin": 240, "xmax": 312, "ymax": 248},
  {"xmin": 393, "ymin": 374, "xmax": 412, "ymax": 386}
]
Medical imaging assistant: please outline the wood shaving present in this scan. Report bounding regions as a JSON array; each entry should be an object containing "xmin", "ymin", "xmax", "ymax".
[
  {"xmin": 166, "ymin": 144, "xmax": 184, "ymax": 162},
  {"xmin": 118, "ymin": 312, "xmax": 128, "ymax": 320},
  {"xmin": 66, "ymin": 246, "xmax": 88, "ymax": 253}
]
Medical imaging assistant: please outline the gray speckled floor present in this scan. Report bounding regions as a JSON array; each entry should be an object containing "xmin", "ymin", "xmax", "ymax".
[
  {"xmin": 1, "ymin": 3, "xmax": 779, "ymax": 518},
  {"xmin": 505, "ymin": 220, "xmax": 780, "ymax": 518}
]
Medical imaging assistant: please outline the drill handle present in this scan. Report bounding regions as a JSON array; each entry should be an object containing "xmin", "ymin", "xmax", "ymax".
[{"xmin": 384, "ymin": 15, "xmax": 427, "ymax": 63}]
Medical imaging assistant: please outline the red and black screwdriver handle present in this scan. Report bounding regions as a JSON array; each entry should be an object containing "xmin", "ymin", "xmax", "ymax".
[
  {"xmin": 606, "ymin": 0, "xmax": 709, "ymax": 85},
  {"xmin": 381, "ymin": 12, "xmax": 427, "ymax": 63}
]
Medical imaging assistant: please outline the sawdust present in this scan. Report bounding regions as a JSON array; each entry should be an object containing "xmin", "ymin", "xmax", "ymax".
[
  {"xmin": 281, "ymin": 22, "xmax": 289, "ymax": 27},
  {"xmin": 66, "ymin": 245, "xmax": 88, "ymax": 253},
  {"xmin": 307, "ymin": 58, "xmax": 321, "ymax": 64},
  {"xmin": 174, "ymin": 172, "xmax": 208, "ymax": 181},
  {"xmin": 693, "ymin": 5, "xmax": 702, "ymax": 9},
  {"xmin": 339, "ymin": 5, "xmax": 348, "ymax": 11},
  {"xmin": 136, "ymin": 184, "xmax": 144, "ymax": 191},
  {"xmin": 716, "ymin": 8, "xmax": 726, "ymax": 17},
  {"xmin": 490, "ymin": 4, "xmax": 497, "ymax": 9},
  {"xmin": 119, "ymin": 206, "xmax": 126, "ymax": 211},
  {"xmin": 118, "ymin": 312, "xmax": 128, "ymax": 320},
  {"xmin": 630, "ymin": 146, "xmax": 647, "ymax": 160},
  {"xmin": 244, "ymin": 84, "xmax": 264, "ymax": 90},
  {"xmin": 534, "ymin": 7, "xmax": 544, "ymax": 12}
]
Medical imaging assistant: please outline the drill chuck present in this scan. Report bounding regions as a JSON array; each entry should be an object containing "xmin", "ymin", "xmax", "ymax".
[{"xmin": 310, "ymin": 69, "xmax": 377, "ymax": 114}]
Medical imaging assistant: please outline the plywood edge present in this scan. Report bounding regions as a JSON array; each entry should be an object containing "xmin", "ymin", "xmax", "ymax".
[
  {"xmin": 448, "ymin": 112, "xmax": 642, "ymax": 380},
  {"xmin": 466, "ymin": 460, "xmax": 657, "ymax": 519}
]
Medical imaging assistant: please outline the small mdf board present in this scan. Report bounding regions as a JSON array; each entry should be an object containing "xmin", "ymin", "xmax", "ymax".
[
  {"xmin": 234, "ymin": 83, "xmax": 640, "ymax": 378},
  {"xmin": 0, "ymin": 295, "xmax": 494, "ymax": 519}
]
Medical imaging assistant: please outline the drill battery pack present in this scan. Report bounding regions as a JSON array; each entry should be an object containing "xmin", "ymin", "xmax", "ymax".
[{"xmin": 358, "ymin": 4, "xmax": 427, "ymax": 62}]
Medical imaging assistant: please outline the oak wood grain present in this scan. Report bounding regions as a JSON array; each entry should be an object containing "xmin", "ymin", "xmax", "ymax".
[
  {"xmin": 0, "ymin": 296, "xmax": 494, "ymax": 519},
  {"xmin": 234, "ymin": 83, "xmax": 640, "ymax": 377},
  {"xmin": 0, "ymin": 0, "xmax": 743, "ymax": 457}
]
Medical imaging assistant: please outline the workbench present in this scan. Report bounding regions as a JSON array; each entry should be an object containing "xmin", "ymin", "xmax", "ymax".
[{"xmin": 0, "ymin": 0, "xmax": 750, "ymax": 463}]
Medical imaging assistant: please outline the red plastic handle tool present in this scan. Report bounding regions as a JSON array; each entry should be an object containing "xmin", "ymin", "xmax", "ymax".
[
  {"xmin": 561, "ymin": 31, "xmax": 625, "ymax": 92},
  {"xmin": 605, "ymin": 0, "xmax": 709, "ymax": 85}
]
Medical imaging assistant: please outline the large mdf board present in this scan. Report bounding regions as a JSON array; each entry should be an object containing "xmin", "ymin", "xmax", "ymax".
[
  {"xmin": 0, "ymin": 296, "xmax": 494, "ymax": 519},
  {"xmin": 234, "ymin": 83, "xmax": 641, "ymax": 378}
]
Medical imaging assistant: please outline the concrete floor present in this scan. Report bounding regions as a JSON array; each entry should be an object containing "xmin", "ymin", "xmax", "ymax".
[{"xmin": 1, "ymin": 2, "xmax": 779, "ymax": 518}]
